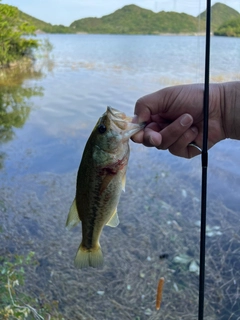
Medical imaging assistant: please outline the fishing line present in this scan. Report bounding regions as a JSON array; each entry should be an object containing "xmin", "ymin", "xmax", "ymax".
[
  {"xmin": 198, "ymin": 0, "xmax": 211, "ymax": 319},
  {"xmin": 196, "ymin": 0, "xmax": 205, "ymax": 84}
]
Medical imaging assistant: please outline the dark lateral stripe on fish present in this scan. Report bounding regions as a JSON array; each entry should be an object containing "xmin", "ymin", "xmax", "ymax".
[
  {"xmin": 82, "ymin": 227, "xmax": 94, "ymax": 250},
  {"xmin": 82, "ymin": 190, "xmax": 102, "ymax": 249},
  {"xmin": 83, "ymin": 206, "xmax": 98, "ymax": 249}
]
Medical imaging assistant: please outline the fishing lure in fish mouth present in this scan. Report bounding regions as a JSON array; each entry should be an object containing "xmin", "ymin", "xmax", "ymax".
[{"xmin": 66, "ymin": 106, "xmax": 145, "ymax": 269}]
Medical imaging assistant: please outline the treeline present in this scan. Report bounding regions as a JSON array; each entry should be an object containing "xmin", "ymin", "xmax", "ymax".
[
  {"xmin": 39, "ymin": 24, "xmax": 75, "ymax": 33},
  {"xmin": 214, "ymin": 17, "xmax": 240, "ymax": 37},
  {"xmin": 11, "ymin": 2, "xmax": 240, "ymax": 36},
  {"xmin": 1, "ymin": 1, "xmax": 240, "ymax": 41},
  {"xmin": 70, "ymin": 5, "xmax": 205, "ymax": 34},
  {"xmin": 70, "ymin": 3, "xmax": 239, "ymax": 35},
  {"xmin": 0, "ymin": 2, "xmax": 38, "ymax": 67}
]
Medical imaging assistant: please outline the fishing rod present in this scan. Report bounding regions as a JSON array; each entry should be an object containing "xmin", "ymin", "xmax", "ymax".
[
  {"xmin": 156, "ymin": 1, "xmax": 211, "ymax": 316},
  {"xmin": 198, "ymin": 0, "xmax": 211, "ymax": 319}
]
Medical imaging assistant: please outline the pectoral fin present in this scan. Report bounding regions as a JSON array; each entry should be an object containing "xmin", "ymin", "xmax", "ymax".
[
  {"xmin": 66, "ymin": 199, "xmax": 80, "ymax": 230},
  {"xmin": 106, "ymin": 208, "xmax": 119, "ymax": 227},
  {"xmin": 99, "ymin": 174, "xmax": 115, "ymax": 195}
]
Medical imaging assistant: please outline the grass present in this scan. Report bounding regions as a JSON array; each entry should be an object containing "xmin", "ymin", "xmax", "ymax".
[{"xmin": 0, "ymin": 251, "xmax": 64, "ymax": 319}]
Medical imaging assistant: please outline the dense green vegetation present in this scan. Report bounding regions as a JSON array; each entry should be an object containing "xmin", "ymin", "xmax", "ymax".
[
  {"xmin": 214, "ymin": 17, "xmax": 240, "ymax": 37},
  {"xmin": 6, "ymin": 2, "xmax": 239, "ymax": 36},
  {"xmin": 198, "ymin": 2, "xmax": 239, "ymax": 31},
  {"xmin": 70, "ymin": 4, "xmax": 204, "ymax": 34},
  {"xmin": 70, "ymin": 2, "xmax": 239, "ymax": 35},
  {"xmin": 0, "ymin": 2, "xmax": 38, "ymax": 67}
]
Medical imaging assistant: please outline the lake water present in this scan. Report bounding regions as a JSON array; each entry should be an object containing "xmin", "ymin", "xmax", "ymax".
[{"xmin": 0, "ymin": 34, "xmax": 240, "ymax": 319}]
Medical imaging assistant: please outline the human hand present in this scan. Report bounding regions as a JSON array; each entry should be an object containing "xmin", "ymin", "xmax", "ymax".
[{"xmin": 132, "ymin": 83, "xmax": 228, "ymax": 158}]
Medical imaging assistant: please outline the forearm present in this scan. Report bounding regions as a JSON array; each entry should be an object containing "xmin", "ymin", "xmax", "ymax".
[{"xmin": 220, "ymin": 81, "xmax": 240, "ymax": 140}]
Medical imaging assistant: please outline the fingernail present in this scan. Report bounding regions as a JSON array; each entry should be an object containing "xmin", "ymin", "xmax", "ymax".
[
  {"xmin": 149, "ymin": 135, "xmax": 156, "ymax": 145},
  {"xmin": 191, "ymin": 126, "xmax": 198, "ymax": 134},
  {"xmin": 180, "ymin": 114, "xmax": 192, "ymax": 126},
  {"xmin": 149, "ymin": 132, "xmax": 162, "ymax": 146}
]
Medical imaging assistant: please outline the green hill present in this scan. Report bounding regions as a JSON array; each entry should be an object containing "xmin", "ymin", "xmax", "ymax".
[
  {"xmin": 12, "ymin": 2, "xmax": 240, "ymax": 35},
  {"xmin": 18, "ymin": 10, "xmax": 74, "ymax": 33},
  {"xmin": 214, "ymin": 17, "xmax": 240, "ymax": 37},
  {"xmin": 70, "ymin": 4, "xmax": 204, "ymax": 34},
  {"xmin": 198, "ymin": 2, "xmax": 239, "ymax": 31}
]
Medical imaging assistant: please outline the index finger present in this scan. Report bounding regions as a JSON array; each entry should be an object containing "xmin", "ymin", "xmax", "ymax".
[{"xmin": 134, "ymin": 92, "xmax": 162, "ymax": 123}]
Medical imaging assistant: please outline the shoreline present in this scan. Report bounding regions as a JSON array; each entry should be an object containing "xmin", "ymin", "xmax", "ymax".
[{"xmin": 35, "ymin": 31, "xmax": 218, "ymax": 36}]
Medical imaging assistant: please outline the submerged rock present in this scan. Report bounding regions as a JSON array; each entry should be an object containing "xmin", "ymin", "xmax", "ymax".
[{"xmin": 189, "ymin": 260, "xmax": 200, "ymax": 275}]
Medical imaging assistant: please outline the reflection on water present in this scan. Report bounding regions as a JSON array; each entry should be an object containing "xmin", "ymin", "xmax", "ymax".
[
  {"xmin": 0, "ymin": 66, "xmax": 44, "ymax": 169},
  {"xmin": 0, "ymin": 34, "xmax": 240, "ymax": 319}
]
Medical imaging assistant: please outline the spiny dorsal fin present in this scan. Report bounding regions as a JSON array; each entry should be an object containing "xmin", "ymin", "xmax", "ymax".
[
  {"xmin": 66, "ymin": 199, "xmax": 80, "ymax": 230},
  {"xmin": 106, "ymin": 208, "xmax": 119, "ymax": 227}
]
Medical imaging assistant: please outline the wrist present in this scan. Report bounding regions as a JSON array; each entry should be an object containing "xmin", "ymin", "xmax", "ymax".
[{"xmin": 220, "ymin": 81, "xmax": 240, "ymax": 140}]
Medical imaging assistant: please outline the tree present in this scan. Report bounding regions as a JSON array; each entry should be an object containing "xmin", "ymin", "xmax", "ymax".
[{"xmin": 0, "ymin": 1, "xmax": 39, "ymax": 67}]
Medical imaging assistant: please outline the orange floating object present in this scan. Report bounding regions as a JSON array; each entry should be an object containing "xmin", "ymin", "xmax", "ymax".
[{"xmin": 156, "ymin": 277, "xmax": 165, "ymax": 310}]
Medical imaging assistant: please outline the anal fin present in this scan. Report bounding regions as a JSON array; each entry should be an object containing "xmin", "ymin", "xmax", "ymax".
[
  {"xmin": 106, "ymin": 208, "xmax": 119, "ymax": 227},
  {"xmin": 122, "ymin": 173, "xmax": 126, "ymax": 192},
  {"xmin": 66, "ymin": 199, "xmax": 80, "ymax": 230}
]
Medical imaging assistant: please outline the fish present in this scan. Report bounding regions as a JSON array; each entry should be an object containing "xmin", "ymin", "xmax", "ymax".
[{"xmin": 66, "ymin": 106, "xmax": 144, "ymax": 269}]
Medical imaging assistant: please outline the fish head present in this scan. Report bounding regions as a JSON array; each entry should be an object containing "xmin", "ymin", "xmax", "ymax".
[{"xmin": 91, "ymin": 106, "xmax": 144, "ymax": 153}]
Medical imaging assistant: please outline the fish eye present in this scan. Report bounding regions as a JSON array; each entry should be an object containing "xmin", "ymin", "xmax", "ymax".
[{"xmin": 98, "ymin": 124, "xmax": 106, "ymax": 134}]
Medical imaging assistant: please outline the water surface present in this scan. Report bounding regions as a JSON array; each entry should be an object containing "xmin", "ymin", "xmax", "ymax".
[{"xmin": 0, "ymin": 34, "xmax": 240, "ymax": 319}]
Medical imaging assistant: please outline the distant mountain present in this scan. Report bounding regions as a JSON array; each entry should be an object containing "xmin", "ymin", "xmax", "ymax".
[
  {"xmin": 15, "ymin": 2, "xmax": 240, "ymax": 35},
  {"xmin": 70, "ymin": 3, "xmax": 240, "ymax": 34},
  {"xmin": 18, "ymin": 10, "xmax": 74, "ymax": 34},
  {"xmin": 70, "ymin": 4, "xmax": 204, "ymax": 34},
  {"xmin": 198, "ymin": 2, "xmax": 239, "ymax": 31}
]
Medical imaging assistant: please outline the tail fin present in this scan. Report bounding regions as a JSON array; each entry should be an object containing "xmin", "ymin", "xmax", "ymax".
[{"xmin": 74, "ymin": 244, "xmax": 104, "ymax": 269}]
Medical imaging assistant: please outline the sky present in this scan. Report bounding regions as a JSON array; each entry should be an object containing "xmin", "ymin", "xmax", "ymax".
[{"xmin": 2, "ymin": 0, "xmax": 240, "ymax": 26}]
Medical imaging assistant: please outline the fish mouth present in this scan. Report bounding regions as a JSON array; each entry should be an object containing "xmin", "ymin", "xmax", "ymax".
[
  {"xmin": 107, "ymin": 107, "xmax": 132, "ymax": 123},
  {"xmin": 107, "ymin": 106, "xmax": 145, "ymax": 140},
  {"xmin": 122, "ymin": 121, "xmax": 145, "ymax": 141}
]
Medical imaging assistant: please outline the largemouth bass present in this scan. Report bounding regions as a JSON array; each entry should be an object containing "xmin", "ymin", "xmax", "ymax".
[{"xmin": 66, "ymin": 106, "xmax": 144, "ymax": 269}]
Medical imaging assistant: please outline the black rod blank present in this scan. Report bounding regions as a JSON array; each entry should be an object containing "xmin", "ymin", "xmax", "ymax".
[{"xmin": 198, "ymin": 0, "xmax": 211, "ymax": 319}]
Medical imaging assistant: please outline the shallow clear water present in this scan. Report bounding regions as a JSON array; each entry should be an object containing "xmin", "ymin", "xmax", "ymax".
[{"xmin": 0, "ymin": 34, "xmax": 240, "ymax": 319}]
